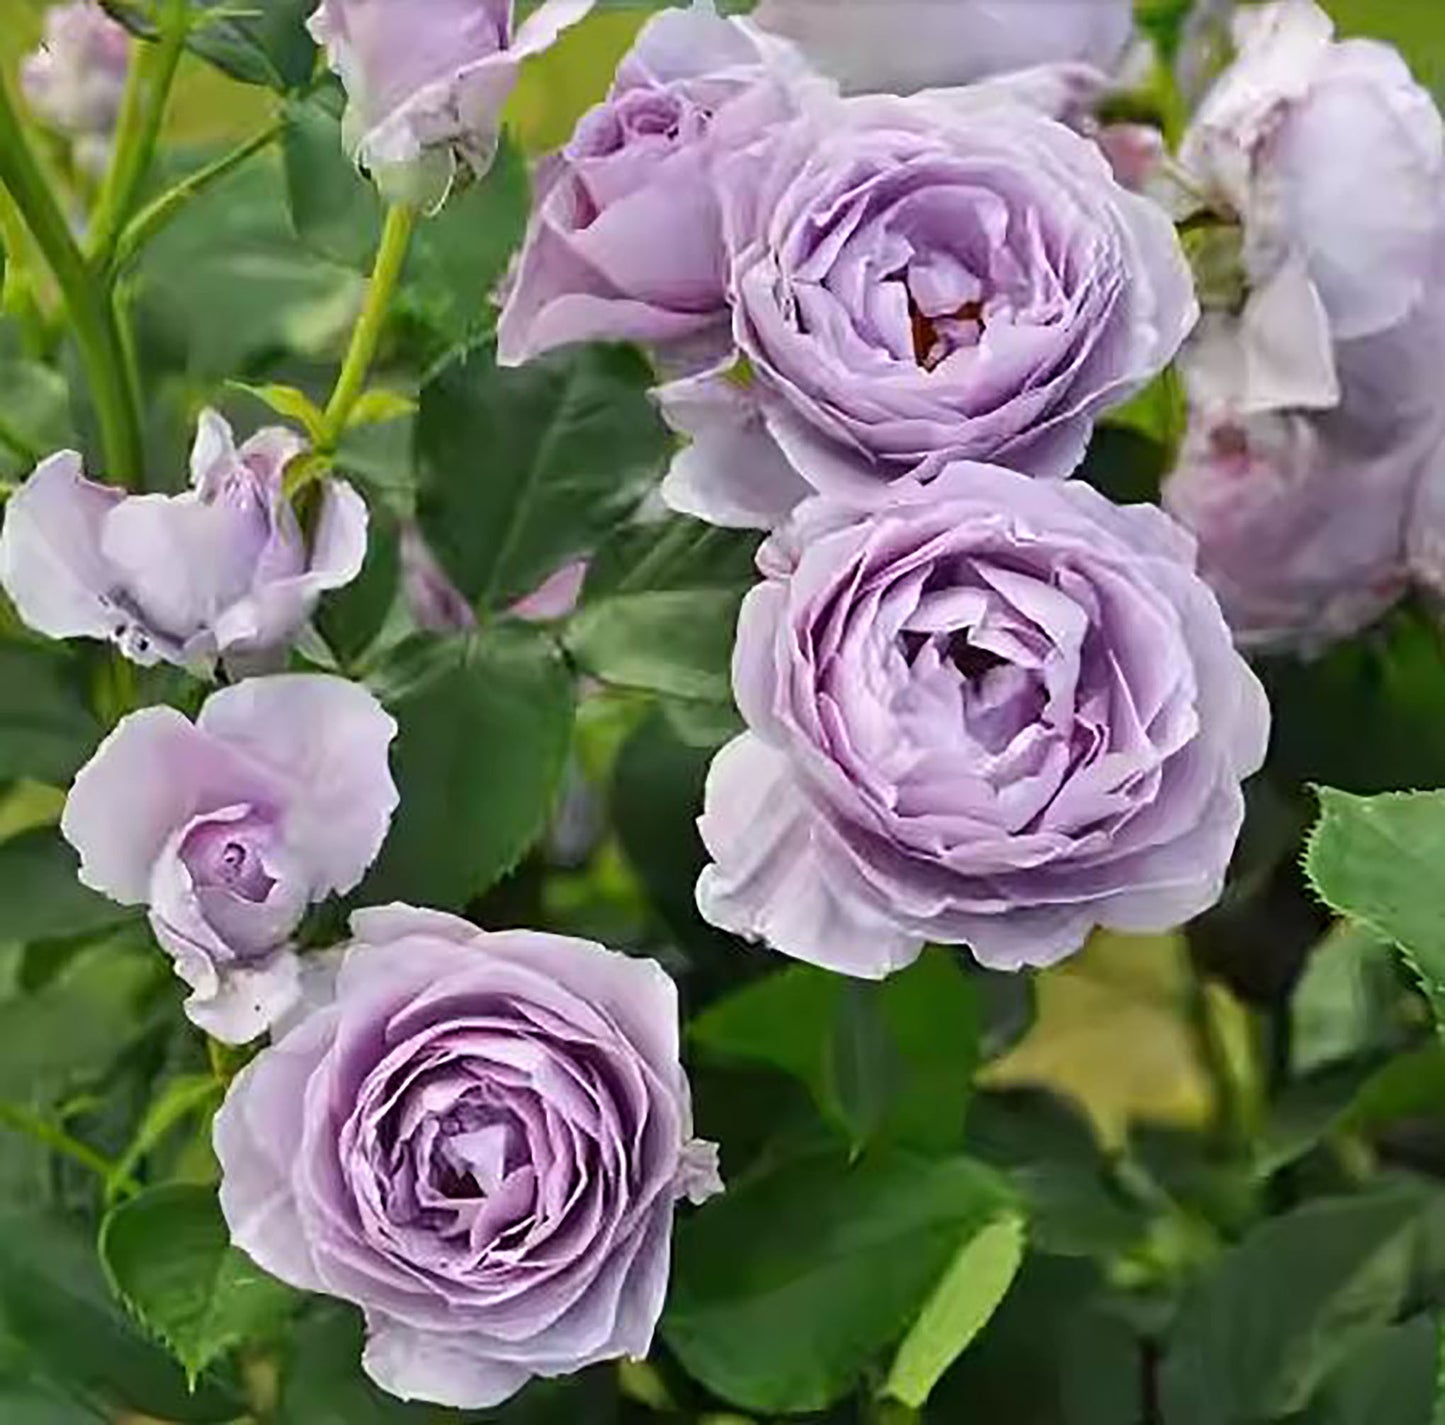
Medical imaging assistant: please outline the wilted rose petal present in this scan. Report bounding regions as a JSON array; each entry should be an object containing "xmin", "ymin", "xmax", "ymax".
[
  {"xmin": 61, "ymin": 677, "xmax": 399, "ymax": 1043},
  {"xmin": 215, "ymin": 905, "xmax": 721, "ymax": 1408},
  {"xmin": 698, "ymin": 462, "xmax": 1268, "ymax": 975},
  {"xmin": 0, "ymin": 410, "xmax": 367, "ymax": 674}
]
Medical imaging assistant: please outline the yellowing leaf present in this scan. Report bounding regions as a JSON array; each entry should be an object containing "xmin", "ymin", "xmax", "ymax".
[{"xmin": 982, "ymin": 931, "xmax": 1248, "ymax": 1148}]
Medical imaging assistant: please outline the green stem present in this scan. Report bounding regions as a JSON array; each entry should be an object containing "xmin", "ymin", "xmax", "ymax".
[
  {"xmin": 0, "ymin": 72, "xmax": 144, "ymax": 485},
  {"xmin": 114, "ymin": 118, "xmax": 282, "ymax": 273},
  {"xmin": 0, "ymin": 1100, "xmax": 138, "ymax": 1194},
  {"xmin": 316, "ymin": 203, "xmax": 416, "ymax": 454},
  {"xmin": 86, "ymin": 2, "xmax": 189, "ymax": 272}
]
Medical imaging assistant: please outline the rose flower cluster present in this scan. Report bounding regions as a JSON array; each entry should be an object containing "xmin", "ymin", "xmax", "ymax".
[{"xmin": 6, "ymin": 0, "xmax": 1442, "ymax": 1411}]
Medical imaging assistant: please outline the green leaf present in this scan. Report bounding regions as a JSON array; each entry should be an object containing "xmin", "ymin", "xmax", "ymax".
[
  {"xmin": 0, "ymin": 938, "xmax": 157, "ymax": 1104},
  {"xmin": 106, "ymin": 1075, "xmax": 224, "ymax": 1204},
  {"xmin": 663, "ymin": 1149, "xmax": 1015, "ymax": 1414},
  {"xmin": 874, "ymin": 950, "xmax": 983, "ymax": 1152},
  {"xmin": 1306, "ymin": 788, "xmax": 1445, "ymax": 1027},
  {"xmin": 282, "ymin": 87, "xmax": 384, "ymax": 270},
  {"xmin": 1305, "ymin": 1317, "xmax": 1440, "ymax": 1425},
  {"xmin": 399, "ymin": 138, "xmax": 530, "ymax": 348},
  {"xmin": 185, "ymin": 0, "xmax": 317, "ymax": 91},
  {"xmin": 884, "ymin": 1211, "xmax": 1027, "ymax": 1408},
  {"xmin": 0, "ymin": 356, "xmax": 72, "ymax": 479},
  {"xmin": 690, "ymin": 961, "xmax": 844, "ymax": 1109},
  {"xmin": 1292, "ymin": 921, "xmax": 1411, "ymax": 1076},
  {"xmin": 1076, "ymin": 424, "xmax": 1171, "ymax": 506},
  {"xmin": 0, "ymin": 642, "xmax": 101, "ymax": 786},
  {"xmin": 346, "ymin": 388, "xmax": 416, "ymax": 430},
  {"xmin": 967, "ymin": 1089, "xmax": 1144, "ymax": 1259},
  {"xmin": 0, "ymin": 1375, "xmax": 108, "ymax": 1424},
  {"xmin": 104, "ymin": 0, "xmax": 316, "ymax": 90},
  {"xmin": 565, "ymin": 588, "xmax": 742, "ymax": 704},
  {"xmin": 925, "ymin": 1254, "xmax": 1141, "ymax": 1425},
  {"xmin": 693, "ymin": 951, "xmax": 981, "ymax": 1154},
  {"xmin": 1260, "ymin": 610, "xmax": 1445, "ymax": 795},
  {"xmin": 828, "ymin": 982, "xmax": 903, "ymax": 1152},
  {"xmin": 137, "ymin": 153, "xmax": 361, "ymax": 380},
  {"xmin": 316, "ymin": 506, "xmax": 401, "ymax": 670},
  {"xmin": 0, "ymin": 1208, "xmax": 243, "ymax": 1421},
  {"xmin": 415, "ymin": 341, "xmax": 669, "ymax": 614},
  {"xmin": 582, "ymin": 516, "xmax": 761, "ymax": 601},
  {"xmin": 360, "ymin": 625, "xmax": 576, "ymax": 909},
  {"xmin": 609, "ymin": 709, "xmax": 739, "ymax": 969},
  {"xmin": 228, "ymin": 381, "xmax": 325, "ymax": 438},
  {"xmin": 0, "ymin": 829, "xmax": 133, "ymax": 945},
  {"xmin": 101, "ymin": 1184, "xmax": 295, "ymax": 1386},
  {"xmin": 276, "ymin": 1306, "xmax": 435, "ymax": 1424},
  {"xmin": 1160, "ymin": 1191, "xmax": 1424, "ymax": 1425}
]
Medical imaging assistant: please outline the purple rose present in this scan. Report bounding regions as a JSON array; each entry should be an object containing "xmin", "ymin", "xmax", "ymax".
[
  {"xmin": 751, "ymin": 0, "xmax": 1133, "ymax": 96},
  {"xmin": 1177, "ymin": 0, "xmax": 1445, "ymax": 414},
  {"xmin": 496, "ymin": 0, "xmax": 821, "ymax": 365},
  {"xmin": 61, "ymin": 676, "xmax": 399, "ymax": 1044},
  {"xmin": 308, "ymin": 0, "xmax": 593, "ymax": 201},
  {"xmin": 0, "ymin": 410, "xmax": 367, "ymax": 674},
  {"xmin": 1165, "ymin": 279, "xmax": 1445, "ymax": 651},
  {"xmin": 697, "ymin": 463, "xmax": 1269, "ymax": 975},
  {"xmin": 661, "ymin": 90, "xmax": 1196, "ymax": 528},
  {"xmin": 21, "ymin": 1, "xmax": 129, "ymax": 173},
  {"xmin": 215, "ymin": 905, "xmax": 722, "ymax": 1408}
]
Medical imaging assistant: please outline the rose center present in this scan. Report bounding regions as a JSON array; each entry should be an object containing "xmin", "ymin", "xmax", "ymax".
[
  {"xmin": 909, "ymin": 297, "xmax": 986, "ymax": 371},
  {"xmin": 432, "ymin": 1106, "xmax": 524, "ymax": 1200},
  {"xmin": 180, "ymin": 818, "xmax": 279, "ymax": 904},
  {"xmin": 947, "ymin": 631, "xmax": 1007, "ymax": 681}
]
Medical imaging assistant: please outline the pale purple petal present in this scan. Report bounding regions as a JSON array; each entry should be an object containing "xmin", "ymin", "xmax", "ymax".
[
  {"xmin": 61, "ymin": 708, "xmax": 265, "ymax": 903},
  {"xmin": 697, "ymin": 734, "xmax": 924, "ymax": 978},
  {"xmin": 216, "ymin": 910, "xmax": 712, "ymax": 1411},
  {"xmin": 753, "ymin": 0, "xmax": 1133, "ymax": 95},
  {"xmin": 0, "ymin": 451, "xmax": 125, "ymax": 646},
  {"xmin": 363, "ymin": 1320, "xmax": 531, "ymax": 1409},
  {"xmin": 698, "ymin": 464, "xmax": 1267, "ymax": 974},
  {"xmin": 657, "ymin": 367, "xmax": 814, "ymax": 529},
  {"xmin": 496, "ymin": 1, "xmax": 822, "ymax": 363},
  {"xmin": 197, "ymin": 675, "xmax": 400, "ymax": 895},
  {"xmin": 683, "ymin": 87, "xmax": 1196, "ymax": 519}
]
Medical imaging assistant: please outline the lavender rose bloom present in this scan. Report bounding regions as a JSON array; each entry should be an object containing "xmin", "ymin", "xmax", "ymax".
[
  {"xmin": 752, "ymin": 0, "xmax": 1133, "ymax": 96},
  {"xmin": 497, "ymin": 0, "xmax": 820, "ymax": 365},
  {"xmin": 1165, "ymin": 274, "xmax": 1445, "ymax": 651},
  {"xmin": 661, "ymin": 90, "xmax": 1196, "ymax": 528},
  {"xmin": 308, "ymin": 0, "xmax": 593, "ymax": 201},
  {"xmin": 21, "ymin": 1, "xmax": 129, "ymax": 173},
  {"xmin": 61, "ymin": 677, "xmax": 399, "ymax": 1044},
  {"xmin": 215, "ymin": 905, "xmax": 722, "ymax": 1408},
  {"xmin": 0, "ymin": 409, "xmax": 367, "ymax": 674},
  {"xmin": 1177, "ymin": 0, "xmax": 1445, "ymax": 414},
  {"xmin": 697, "ymin": 463, "xmax": 1269, "ymax": 975}
]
